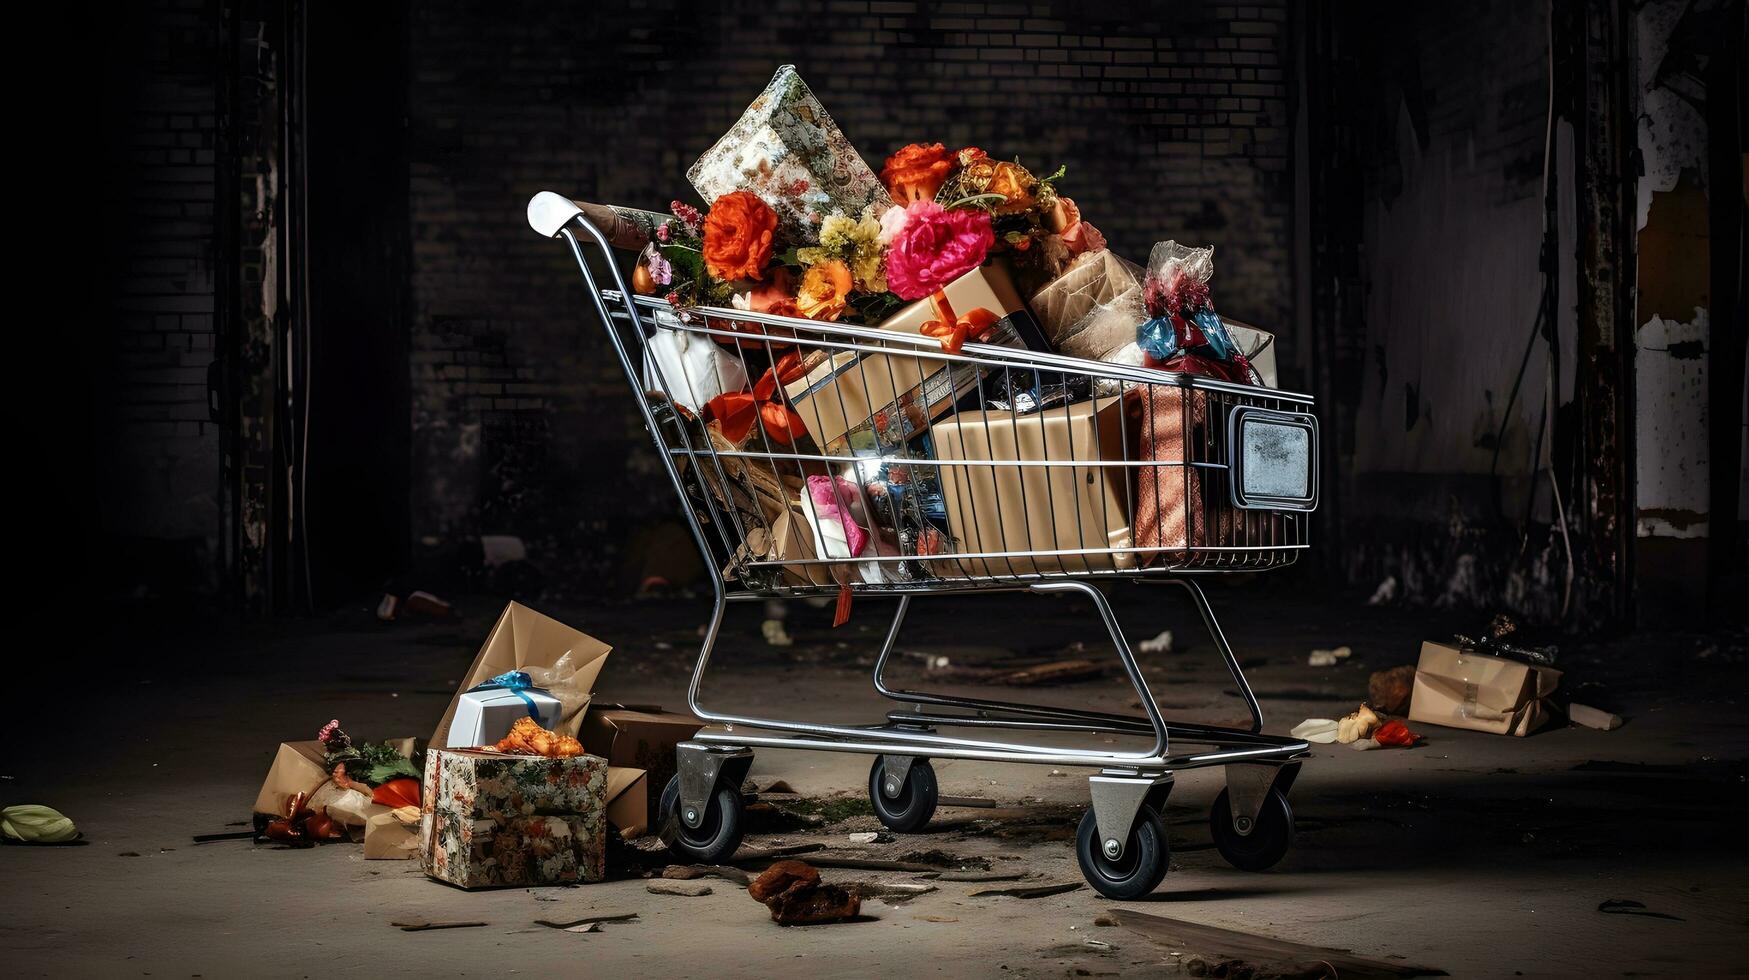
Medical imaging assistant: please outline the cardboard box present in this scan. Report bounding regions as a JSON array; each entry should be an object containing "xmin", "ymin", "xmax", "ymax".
[
  {"xmin": 930, "ymin": 397, "xmax": 1137, "ymax": 576},
  {"xmin": 430, "ymin": 603, "xmax": 611, "ymax": 747},
  {"xmin": 582, "ymin": 707, "xmax": 704, "ymax": 821},
  {"xmin": 445, "ymin": 684, "xmax": 563, "ymax": 749},
  {"xmin": 252, "ymin": 736, "xmax": 417, "ymax": 818},
  {"xmin": 604, "ymin": 767, "xmax": 650, "ymax": 839},
  {"xmin": 420, "ymin": 748, "xmax": 609, "ymax": 888},
  {"xmin": 731, "ymin": 505, "xmax": 840, "ymax": 588},
  {"xmin": 363, "ymin": 806, "xmax": 421, "ymax": 860},
  {"xmin": 785, "ymin": 264, "xmax": 1038, "ymax": 453},
  {"xmin": 1408, "ymin": 641, "xmax": 1562, "ymax": 736},
  {"xmin": 687, "ymin": 65, "xmax": 892, "ymax": 242}
]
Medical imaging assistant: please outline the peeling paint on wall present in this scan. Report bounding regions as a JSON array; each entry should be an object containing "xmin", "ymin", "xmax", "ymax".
[{"xmin": 1634, "ymin": 0, "xmax": 1711, "ymax": 230}]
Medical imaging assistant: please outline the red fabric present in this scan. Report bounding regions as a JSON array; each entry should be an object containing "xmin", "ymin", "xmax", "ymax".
[{"xmin": 1373, "ymin": 719, "xmax": 1421, "ymax": 748}]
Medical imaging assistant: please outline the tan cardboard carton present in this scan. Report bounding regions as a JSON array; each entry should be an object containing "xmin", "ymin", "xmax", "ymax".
[
  {"xmin": 604, "ymin": 766, "xmax": 650, "ymax": 838},
  {"xmin": 785, "ymin": 263, "xmax": 1034, "ymax": 452},
  {"xmin": 731, "ymin": 505, "xmax": 840, "ymax": 588},
  {"xmin": 930, "ymin": 398, "xmax": 1137, "ymax": 576},
  {"xmin": 363, "ymin": 806, "xmax": 421, "ymax": 860},
  {"xmin": 1408, "ymin": 640, "xmax": 1562, "ymax": 736},
  {"xmin": 582, "ymin": 707, "xmax": 704, "ymax": 820},
  {"xmin": 431, "ymin": 603, "xmax": 611, "ymax": 747}
]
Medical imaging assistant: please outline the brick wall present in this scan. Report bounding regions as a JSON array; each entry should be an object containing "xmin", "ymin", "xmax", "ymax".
[
  {"xmin": 407, "ymin": 0, "xmax": 1298, "ymax": 592},
  {"xmin": 97, "ymin": 0, "xmax": 223, "ymax": 598}
]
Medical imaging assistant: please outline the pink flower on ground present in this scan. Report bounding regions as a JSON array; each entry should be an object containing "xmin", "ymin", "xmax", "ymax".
[{"xmin": 883, "ymin": 201, "xmax": 995, "ymax": 300}]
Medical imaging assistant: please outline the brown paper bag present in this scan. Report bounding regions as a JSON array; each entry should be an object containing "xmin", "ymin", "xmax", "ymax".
[
  {"xmin": 430, "ymin": 604, "xmax": 611, "ymax": 747},
  {"xmin": 930, "ymin": 398, "xmax": 1136, "ymax": 577},
  {"xmin": 253, "ymin": 736, "xmax": 417, "ymax": 818},
  {"xmin": 1408, "ymin": 641, "xmax": 1562, "ymax": 736}
]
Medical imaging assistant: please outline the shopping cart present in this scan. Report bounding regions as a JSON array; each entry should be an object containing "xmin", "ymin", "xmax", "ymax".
[{"xmin": 530, "ymin": 192, "xmax": 1320, "ymax": 898}]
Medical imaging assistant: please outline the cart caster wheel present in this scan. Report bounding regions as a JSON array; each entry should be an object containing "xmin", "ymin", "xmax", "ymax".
[
  {"xmin": 1076, "ymin": 805, "xmax": 1169, "ymax": 899},
  {"xmin": 868, "ymin": 757, "xmax": 938, "ymax": 833},
  {"xmin": 658, "ymin": 773, "xmax": 744, "ymax": 864},
  {"xmin": 1209, "ymin": 786, "xmax": 1294, "ymax": 871}
]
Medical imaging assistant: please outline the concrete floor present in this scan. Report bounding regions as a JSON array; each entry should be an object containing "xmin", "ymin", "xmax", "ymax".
[{"xmin": 4, "ymin": 586, "xmax": 1745, "ymax": 978}]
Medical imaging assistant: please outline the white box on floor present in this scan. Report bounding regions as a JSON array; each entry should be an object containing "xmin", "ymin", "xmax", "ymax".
[{"xmin": 445, "ymin": 680, "xmax": 562, "ymax": 748}]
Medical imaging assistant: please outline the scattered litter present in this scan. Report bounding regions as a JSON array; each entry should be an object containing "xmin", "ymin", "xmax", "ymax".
[
  {"xmin": 919, "ymin": 915, "xmax": 959, "ymax": 923},
  {"xmin": 1372, "ymin": 719, "xmax": 1422, "ymax": 748},
  {"xmin": 1368, "ymin": 575, "xmax": 1399, "ymax": 605},
  {"xmin": 968, "ymin": 881, "xmax": 1084, "ymax": 899},
  {"xmin": 1369, "ymin": 664, "xmax": 1417, "ymax": 715},
  {"xmin": 1307, "ymin": 645, "xmax": 1352, "ymax": 667},
  {"xmin": 846, "ymin": 880, "xmax": 937, "ymax": 899},
  {"xmin": 1047, "ymin": 769, "xmax": 1066, "ymax": 777},
  {"xmin": 1350, "ymin": 738, "xmax": 1381, "ymax": 751},
  {"xmin": 1000, "ymin": 660, "xmax": 1102, "ymax": 685},
  {"xmin": 1597, "ymin": 899, "xmax": 1685, "ymax": 922},
  {"xmin": 376, "ymin": 594, "xmax": 399, "ymax": 621},
  {"xmin": 1093, "ymin": 915, "xmax": 1119, "ymax": 927},
  {"xmin": 761, "ymin": 618, "xmax": 793, "ymax": 647},
  {"xmin": 731, "ymin": 842, "xmax": 824, "ymax": 862},
  {"xmin": 1083, "ymin": 939, "xmax": 1114, "ymax": 951},
  {"xmin": 749, "ymin": 860, "xmax": 863, "ymax": 925},
  {"xmin": 647, "ymin": 879, "xmax": 713, "ymax": 897},
  {"xmin": 1290, "ymin": 718, "xmax": 1339, "ymax": 744},
  {"xmin": 391, "ymin": 920, "xmax": 487, "ymax": 932},
  {"xmin": 936, "ymin": 795, "xmax": 996, "ymax": 809},
  {"xmin": 1568, "ymin": 703, "xmax": 1624, "ymax": 731},
  {"xmin": 534, "ymin": 913, "xmax": 639, "ymax": 930},
  {"xmin": 761, "ymin": 856, "xmax": 936, "ymax": 873},
  {"xmin": 847, "ymin": 831, "xmax": 890, "ymax": 845},
  {"xmin": 1336, "ymin": 704, "xmax": 1382, "ymax": 744},
  {"xmin": 660, "ymin": 864, "xmax": 752, "ymax": 886},
  {"xmin": 1137, "ymin": 630, "xmax": 1174, "ymax": 655},
  {"xmin": 402, "ymin": 590, "xmax": 452, "ymax": 619},
  {"xmin": 1, "ymin": 805, "xmax": 79, "ymax": 844},
  {"xmin": 902, "ymin": 650, "xmax": 953, "ymax": 670},
  {"xmin": 1114, "ymin": 908, "xmax": 1441, "ymax": 978},
  {"xmin": 937, "ymin": 870, "xmax": 1032, "ymax": 882},
  {"xmin": 191, "ymin": 830, "xmax": 256, "ymax": 844}
]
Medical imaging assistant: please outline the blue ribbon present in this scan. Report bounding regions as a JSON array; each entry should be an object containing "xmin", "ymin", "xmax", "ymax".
[{"xmin": 470, "ymin": 670, "xmax": 544, "ymax": 721}]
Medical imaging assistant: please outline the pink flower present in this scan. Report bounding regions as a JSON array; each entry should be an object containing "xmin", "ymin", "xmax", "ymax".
[
  {"xmin": 883, "ymin": 201, "xmax": 995, "ymax": 300},
  {"xmin": 1054, "ymin": 197, "xmax": 1106, "ymax": 255}
]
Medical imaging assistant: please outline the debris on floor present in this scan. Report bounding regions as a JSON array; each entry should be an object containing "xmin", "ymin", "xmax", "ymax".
[
  {"xmin": 647, "ymin": 879, "xmax": 713, "ymax": 897},
  {"xmin": 1409, "ymin": 637, "xmax": 1560, "ymax": 736},
  {"xmin": 1368, "ymin": 664, "xmax": 1417, "ymax": 715},
  {"xmin": 1, "ymin": 804, "xmax": 79, "ymax": 844},
  {"xmin": 534, "ymin": 912, "xmax": 639, "ymax": 930},
  {"xmin": 846, "ymin": 831, "xmax": 891, "ymax": 844},
  {"xmin": 967, "ymin": 881, "xmax": 1083, "ymax": 899},
  {"xmin": 1336, "ymin": 704, "xmax": 1382, "ymax": 744},
  {"xmin": 1114, "ymin": 908, "xmax": 1445, "ymax": 978},
  {"xmin": 659, "ymin": 864, "xmax": 751, "ymax": 886},
  {"xmin": 1368, "ymin": 575, "xmax": 1399, "ymax": 605},
  {"xmin": 402, "ymin": 590, "xmax": 453, "ymax": 619},
  {"xmin": 1137, "ymin": 629, "xmax": 1174, "ymax": 654},
  {"xmin": 1290, "ymin": 717, "xmax": 1339, "ymax": 744},
  {"xmin": 1596, "ymin": 899, "xmax": 1685, "ymax": 922},
  {"xmin": 748, "ymin": 860, "xmax": 863, "ymax": 925},
  {"xmin": 844, "ymin": 879, "xmax": 936, "ymax": 900},
  {"xmin": 390, "ymin": 920, "xmax": 488, "ymax": 932},
  {"xmin": 1568, "ymin": 703, "xmax": 1624, "ymax": 731},
  {"xmin": 760, "ymin": 617, "xmax": 794, "ymax": 647},
  {"xmin": 1307, "ymin": 645, "xmax": 1352, "ymax": 667}
]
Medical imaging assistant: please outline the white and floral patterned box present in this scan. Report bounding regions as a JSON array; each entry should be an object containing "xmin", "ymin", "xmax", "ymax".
[
  {"xmin": 421, "ymin": 748, "xmax": 608, "ymax": 888},
  {"xmin": 687, "ymin": 65, "xmax": 892, "ymax": 241}
]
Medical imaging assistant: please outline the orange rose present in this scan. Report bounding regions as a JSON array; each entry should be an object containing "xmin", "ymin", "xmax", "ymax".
[
  {"xmin": 702, "ymin": 191, "xmax": 778, "ymax": 281},
  {"xmin": 881, "ymin": 142, "xmax": 955, "ymax": 204},
  {"xmin": 987, "ymin": 161, "xmax": 1035, "ymax": 214},
  {"xmin": 795, "ymin": 260, "xmax": 854, "ymax": 321}
]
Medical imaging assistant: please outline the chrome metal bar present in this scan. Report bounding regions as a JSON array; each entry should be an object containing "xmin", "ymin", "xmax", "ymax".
[{"xmin": 692, "ymin": 728, "xmax": 1307, "ymax": 771}]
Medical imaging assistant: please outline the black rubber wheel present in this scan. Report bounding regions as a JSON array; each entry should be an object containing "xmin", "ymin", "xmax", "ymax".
[
  {"xmin": 1075, "ymin": 805, "xmax": 1170, "ymax": 900},
  {"xmin": 868, "ymin": 757, "xmax": 939, "ymax": 833},
  {"xmin": 658, "ymin": 773, "xmax": 744, "ymax": 864},
  {"xmin": 1209, "ymin": 786, "xmax": 1294, "ymax": 871}
]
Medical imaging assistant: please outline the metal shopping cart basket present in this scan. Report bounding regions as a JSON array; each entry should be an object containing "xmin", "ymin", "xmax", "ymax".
[{"xmin": 531, "ymin": 192, "xmax": 1321, "ymax": 898}]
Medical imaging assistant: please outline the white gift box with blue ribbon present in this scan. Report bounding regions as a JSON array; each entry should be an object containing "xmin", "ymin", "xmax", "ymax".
[{"xmin": 445, "ymin": 670, "xmax": 563, "ymax": 748}]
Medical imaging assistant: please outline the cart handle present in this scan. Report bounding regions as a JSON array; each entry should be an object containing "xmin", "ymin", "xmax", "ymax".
[{"xmin": 527, "ymin": 191, "xmax": 658, "ymax": 250}]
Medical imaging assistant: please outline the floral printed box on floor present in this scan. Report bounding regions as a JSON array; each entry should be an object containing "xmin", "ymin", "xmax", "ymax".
[{"xmin": 420, "ymin": 748, "xmax": 608, "ymax": 889}]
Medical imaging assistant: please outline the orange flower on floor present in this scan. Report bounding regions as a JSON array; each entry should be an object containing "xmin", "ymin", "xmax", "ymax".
[
  {"xmin": 795, "ymin": 259, "xmax": 854, "ymax": 321},
  {"xmin": 702, "ymin": 191, "xmax": 778, "ymax": 281},
  {"xmin": 881, "ymin": 142, "xmax": 955, "ymax": 204}
]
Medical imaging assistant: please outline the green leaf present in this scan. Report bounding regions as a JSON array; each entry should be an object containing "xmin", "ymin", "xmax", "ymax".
[{"xmin": 1036, "ymin": 163, "xmax": 1067, "ymax": 185}]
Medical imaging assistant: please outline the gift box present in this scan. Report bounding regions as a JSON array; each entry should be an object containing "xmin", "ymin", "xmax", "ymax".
[
  {"xmin": 1029, "ymin": 248, "xmax": 1145, "ymax": 361},
  {"xmin": 930, "ymin": 397, "xmax": 1137, "ymax": 576},
  {"xmin": 420, "ymin": 748, "xmax": 609, "ymax": 888},
  {"xmin": 1408, "ymin": 641, "xmax": 1562, "ymax": 737},
  {"xmin": 687, "ymin": 64, "xmax": 892, "ymax": 242},
  {"xmin": 431, "ymin": 603, "xmax": 611, "ymax": 747},
  {"xmin": 582, "ymin": 707, "xmax": 703, "ymax": 822},
  {"xmin": 785, "ymin": 263, "xmax": 1037, "ymax": 453},
  {"xmin": 445, "ymin": 673, "xmax": 564, "ymax": 749}
]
